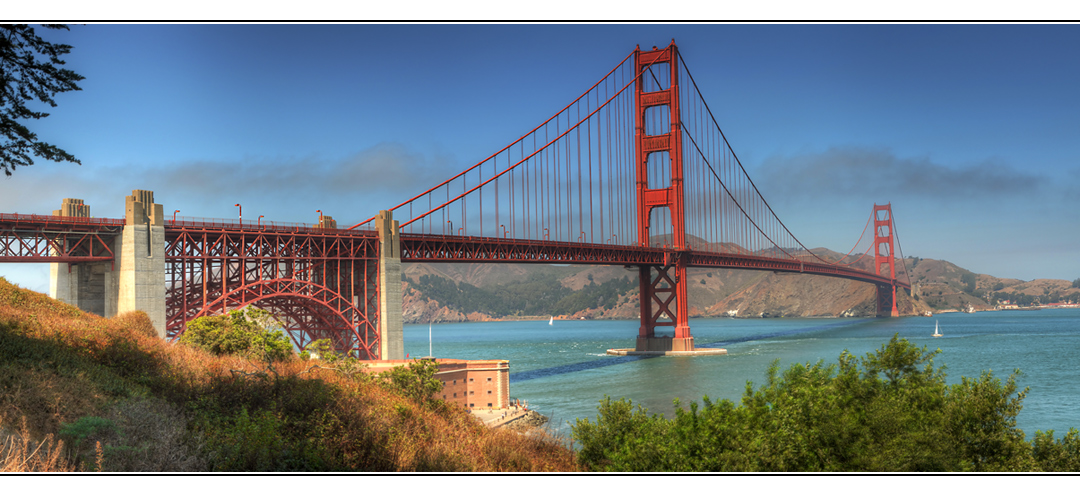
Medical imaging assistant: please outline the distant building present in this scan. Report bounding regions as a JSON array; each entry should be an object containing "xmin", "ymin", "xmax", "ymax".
[{"xmin": 361, "ymin": 358, "xmax": 511, "ymax": 410}]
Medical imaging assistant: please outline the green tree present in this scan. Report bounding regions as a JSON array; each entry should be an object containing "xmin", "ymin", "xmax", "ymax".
[
  {"xmin": 1, "ymin": 24, "xmax": 84, "ymax": 176},
  {"xmin": 572, "ymin": 335, "xmax": 1037, "ymax": 471},
  {"xmin": 180, "ymin": 308, "xmax": 293, "ymax": 362},
  {"xmin": 380, "ymin": 359, "xmax": 443, "ymax": 405},
  {"xmin": 571, "ymin": 396, "xmax": 672, "ymax": 471},
  {"xmin": 1072, "ymin": 278, "xmax": 1080, "ymax": 289},
  {"xmin": 1032, "ymin": 429, "xmax": 1080, "ymax": 471},
  {"xmin": 960, "ymin": 271, "xmax": 977, "ymax": 293}
]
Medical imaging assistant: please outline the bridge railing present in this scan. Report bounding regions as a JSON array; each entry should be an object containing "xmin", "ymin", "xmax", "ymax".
[
  {"xmin": 167, "ymin": 216, "xmax": 373, "ymax": 235},
  {"xmin": 0, "ymin": 213, "xmax": 125, "ymax": 227}
]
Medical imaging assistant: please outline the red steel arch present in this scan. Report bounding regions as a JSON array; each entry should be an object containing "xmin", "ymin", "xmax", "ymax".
[
  {"xmin": 164, "ymin": 222, "xmax": 381, "ymax": 359},
  {"xmin": 187, "ymin": 277, "xmax": 378, "ymax": 357}
]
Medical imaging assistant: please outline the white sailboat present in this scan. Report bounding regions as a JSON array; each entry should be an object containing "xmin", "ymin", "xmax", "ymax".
[
  {"xmin": 933, "ymin": 320, "xmax": 942, "ymax": 338},
  {"xmin": 549, "ymin": 316, "xmax": 554, "ymax": 326}
]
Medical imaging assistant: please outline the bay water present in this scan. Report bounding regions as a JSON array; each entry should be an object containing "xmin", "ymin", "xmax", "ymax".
[{"xmin": 403, "ymin": 309, "xmax": 1080, "ymax": 439}]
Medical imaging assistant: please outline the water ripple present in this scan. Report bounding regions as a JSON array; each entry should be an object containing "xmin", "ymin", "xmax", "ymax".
[{"xmin": 509, "ymin": 318, "xmax": 875, "ymax": 383}]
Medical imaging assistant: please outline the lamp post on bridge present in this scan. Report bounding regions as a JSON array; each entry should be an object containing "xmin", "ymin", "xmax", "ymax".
[
  {"xmin": 234, "ymin": 204, "xmax": 242, "ymax": 224},
  {"xmin": 258, "ymin": 215, "xmax": 264, "ymax": 229},
  {"xmin": 447, "ymin": 220, "xmax": 452, "ymax": 236},
  {"xmin": 173, "ymin": 210, "xmax": 179, "ymax": 223}
]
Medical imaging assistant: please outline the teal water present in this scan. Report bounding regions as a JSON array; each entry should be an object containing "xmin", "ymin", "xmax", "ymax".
[{"xmin": 403, "ymin": 309, "xmax": 1080, "ymax": 438}]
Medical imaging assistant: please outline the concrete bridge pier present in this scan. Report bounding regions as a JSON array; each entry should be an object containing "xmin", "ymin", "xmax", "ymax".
[
  {"xmin": 50, "ymin": 199, "xmax": 115, "ymax": 318},
  {"xmin": 376, "ymin": 209, "xmax": 404, "ymax": 360},
  {"xmin": 118, "ymin": 190, "xmax": 166, "ymax": 337},
  {"xmin": 49, "ymin": 191, "xmax": 166, "ymax": 338}
]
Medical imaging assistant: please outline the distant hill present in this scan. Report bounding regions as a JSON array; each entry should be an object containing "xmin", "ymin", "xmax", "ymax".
[
  {"xmin": 400, "ymin": 252, "xmax": 1080, "ymax": 324},
  {"xmin": 908, "ymin": 257, "xmax": 1080, "ymax": 309}
]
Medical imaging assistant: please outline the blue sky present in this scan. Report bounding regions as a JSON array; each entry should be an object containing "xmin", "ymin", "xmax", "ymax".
[{"xmin": 2, "ymin": 24, "xmax": 1078, "ymax": 292}]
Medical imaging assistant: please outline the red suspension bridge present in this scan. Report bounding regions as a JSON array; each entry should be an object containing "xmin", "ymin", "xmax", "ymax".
[{"xmin": 0, "ymin": 42, "xmax": 911, "ymax": 359}]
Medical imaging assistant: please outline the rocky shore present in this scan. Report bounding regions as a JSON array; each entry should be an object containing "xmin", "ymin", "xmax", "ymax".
[{"xmin": 501, "ymin": 410, "xmax": 548, "ymax": 431}]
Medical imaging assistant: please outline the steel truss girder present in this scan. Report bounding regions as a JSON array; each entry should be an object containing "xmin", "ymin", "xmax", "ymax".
[
  {"xmin": 400, "ymin": 234, "xmax": 667, "ymax": 265},
  {"xmin": 685, "ymin": 251, "xmax": 911, "ymax": 290},
  {"xmin": 400, "ymin": 232, "xmax": 911, "ymax": 291},
  {"xmin": 164, "ymin": 226, "xmax": 382, "ymax": 358},
  {"xmin": 0, "ymin": 215, "xmax": 122, "ymax": 263}
]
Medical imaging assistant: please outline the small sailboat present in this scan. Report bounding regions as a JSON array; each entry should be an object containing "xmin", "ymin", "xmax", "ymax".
[
  {"xmin": 933, "ymin": 320, "xmax": 942, "ymax": 338},
  {"xmin": 549, "ymin": 316, "xmax": 554, "ymax": 326}
]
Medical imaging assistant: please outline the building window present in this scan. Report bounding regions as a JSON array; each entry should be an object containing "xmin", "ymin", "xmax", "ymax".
[
  {"xmin": 470, "ymin": 391, "xmax": 475, "ymax": 395},
  {"xmin": 487, "ymin": 390, "xmax": 492, "ymax": 395},
  {"xmin": 453, "ymin": 380, "xmax": 456, "ymax": 385},
  {"xmin": 469, "ymin": 403, "xmax": 474, "ymax": 408},
  {"xmin": 453, "ymin": 393, "xmax": 457, "ymax": 398},
  {"xmin": 469, "ymin": 378, "xmax": 474, "ymax": 382},
  {"xmin": 487, "ymin": 377, "xmax": 492, "ymax": 381},
  {"xmin": 487, "ymin": 403, "xmax": 493, "ymax": 407}
]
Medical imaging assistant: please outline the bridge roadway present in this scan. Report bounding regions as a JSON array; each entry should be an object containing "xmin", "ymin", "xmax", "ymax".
[
  {"xmin": 2, "ymin": 212, "xmax": 908, "ymax": 358},
  {"xmin": 0, "ymin": 213, "xmax": 908, "ymax": 291},
  {"xmin": 397, "ymin": 232, "xmax": 910, "ymax": 290}
]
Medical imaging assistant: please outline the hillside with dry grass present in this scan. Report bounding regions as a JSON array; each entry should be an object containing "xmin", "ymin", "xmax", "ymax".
[{"xmin": 0, "ymin": 277, "xmax": 576, "ymax": 472}]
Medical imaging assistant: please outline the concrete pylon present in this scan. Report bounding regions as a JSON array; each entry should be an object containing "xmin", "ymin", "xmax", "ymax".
[
  {"xmin": 116, "ymin": 190, "xmax": 166, "ymax": 337},
  {"xmin": 376, "ymin": 210, "xmax": 404, "ymax": 360},
  {"xmin": 50, "ymin": 199, "xmax": 115, "ymax": 317},
  {"xmin": 49, "ymin": 191, "xmax": 167, "ymax": 337}
]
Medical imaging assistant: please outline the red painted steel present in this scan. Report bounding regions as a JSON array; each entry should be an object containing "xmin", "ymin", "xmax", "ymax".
[
  {"xmin": 164, "ymin": 223, "xmax": 382, "ymax": 358},
  {"xmin": 873, "ymin": 204, "xmax": 900, "ymax": 317},
  {"xmin": 0, "ymin": 214, "xmax": 123, "ymax": 263},
  {"xmin": 633, "ymin": 42, "xmax": 692, "ymax": 341}
]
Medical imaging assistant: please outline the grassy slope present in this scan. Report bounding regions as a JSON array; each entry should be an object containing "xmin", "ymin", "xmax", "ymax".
[{"xmin": 0, "ymin": 277, "xmax": 575, "ymax": 472}]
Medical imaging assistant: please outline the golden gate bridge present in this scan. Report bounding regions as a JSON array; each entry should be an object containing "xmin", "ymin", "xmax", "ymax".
[{"xmin": 0, "ymin": 42, "xmax": 912, "ymax": 359}]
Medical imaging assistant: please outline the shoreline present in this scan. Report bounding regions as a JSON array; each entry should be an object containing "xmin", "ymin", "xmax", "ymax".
[{"xmin": 408, "ymin": 305, "xmax": 1080, "ymax": 325}]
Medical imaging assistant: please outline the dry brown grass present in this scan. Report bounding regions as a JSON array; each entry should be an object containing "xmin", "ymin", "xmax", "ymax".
[
  {"xmin": 0, "ymin": 277, "xmax": 577, "ymax": 472},
  {"xmin": 1, "ymin": 415, "xmax": 75, "ymax": 472}
]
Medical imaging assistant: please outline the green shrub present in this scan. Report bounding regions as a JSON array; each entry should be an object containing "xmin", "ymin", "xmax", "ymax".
[
  {"xmin": 380, "ymin": 359, "xmax": 443, "ymax": 406},
  {"xmin": 300, "ymin": 338, "xmax": 340, "ymax": 362},
  {"xmin": 572, "ymin": 335, "xmax": 1039, "ymax": 472},
  {"xmin": 180, "ymin": 308, "xmax": 292, "ymax": 361}
]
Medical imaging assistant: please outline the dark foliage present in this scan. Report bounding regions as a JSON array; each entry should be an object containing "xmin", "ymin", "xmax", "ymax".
[{"xmin": 1, "ymin": 24, "xmax": 84, "ymax": 176}]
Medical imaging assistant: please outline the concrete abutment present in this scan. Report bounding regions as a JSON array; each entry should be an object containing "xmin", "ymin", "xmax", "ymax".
[
  {"xmin": 49, "ymin": 191, "xmax": 167, "ymax": 338},
  {"xmin": 376, "ymin": 210, "xmax": 404, "ymax": 360}
]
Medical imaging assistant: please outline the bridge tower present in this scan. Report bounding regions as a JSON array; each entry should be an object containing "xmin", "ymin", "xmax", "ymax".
[
  {"xmin": 633, "ymin": 41, "xmax": 694, "ymax": 352},
  {"xmin": 873, "ymin": 203, "xmax": 899, "ymax": 317}
]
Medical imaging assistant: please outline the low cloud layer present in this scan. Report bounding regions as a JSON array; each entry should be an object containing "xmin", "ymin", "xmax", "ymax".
[
  {"xmin": 0, "ymin": 142, "xmax": 457, "ymax": 223},
  {"xmin": 758, "ymin": 147, "xmax": 1046, "ymax": 202},
  {"xmin": 148, "ymin": 142, "xmax": 453, "ymax": 200}
]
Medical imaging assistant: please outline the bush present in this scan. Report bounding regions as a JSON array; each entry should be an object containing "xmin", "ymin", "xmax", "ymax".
[
  {"xmin": 572, "ymin": 335, "xmax": 1040, "ymax": 472},
  {"xmin": 380, "ymin": 359, "xmax": 443, "ymax": 406},
  {"xmin": 179, "ymin": 308, "xmax": 292, "ymax": 362}
]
